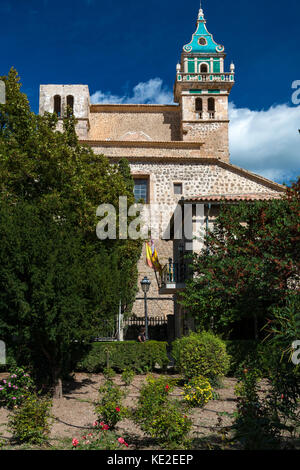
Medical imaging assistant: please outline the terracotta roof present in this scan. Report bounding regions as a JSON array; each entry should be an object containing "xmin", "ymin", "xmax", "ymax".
[{"xmin": 184, "ymin": 193, "xmax": 284, "ymax": 202}]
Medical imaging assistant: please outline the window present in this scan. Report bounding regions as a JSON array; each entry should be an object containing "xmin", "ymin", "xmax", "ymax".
[
  {"xmin": 208, "ymin": 97, "xmax": 215, "ymax": 119},
  {"xmin": 195, "ymin": 98, "xmax": 203, "ymax": 119},
  {"xmin": 66, "ymin": 95, "xmax": 74, "ymax": 115},
  {"xmin": 200, "ymin": 63, "xmax": 208, "ymax": 73},
  {"xmin": 54, "ymin": 95, "xmax": 61, "ymax": 117},
  {"xmin": 198, "ymin": 37, "xmax": 207, "ymax": 46},
  {"xmin": 134, "ymin": 179, "xmax": 148, "ymax": 203},
  {"xmin": 174, "ymin": 183, "xmax": 183, "ymax": 195},
  {"xmin": 195, "ymin": 98, "xmax": 203, "ymax": 112}
]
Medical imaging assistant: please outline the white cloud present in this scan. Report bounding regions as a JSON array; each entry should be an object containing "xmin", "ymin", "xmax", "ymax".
[
  {"xmin": 91, "ymin": 78, "xmax": 300, "ymax": 184},
  {"xmin": 229, "ymin": 103, "xmax": 300, "ymax": 183},
  {"xmin": 90, "ymin": 78, "xmax": 174, "ymax": 105}
]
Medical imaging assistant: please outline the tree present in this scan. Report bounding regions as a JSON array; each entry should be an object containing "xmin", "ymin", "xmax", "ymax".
[
  {"xmin": 0, "ymin": 69, "xmax": 141, "ymax": 396},
  {"xmin": 180, "ymin": 183, "xmax": 299, "ymax": 339}
]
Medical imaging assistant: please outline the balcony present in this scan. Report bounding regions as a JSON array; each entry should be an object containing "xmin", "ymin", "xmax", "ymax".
[
  {"xmin": 159, "ymin": 259, "xmax": 187, "ymax": 294},
  {"xmin": 177, "ymin": 72, "xmax": 235, "ymax": 83}
]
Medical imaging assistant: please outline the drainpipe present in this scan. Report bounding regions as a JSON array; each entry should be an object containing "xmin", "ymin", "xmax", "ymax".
[
  {"xmin": 205, "ymin": 203, "xmax": 212, "ymax": 254},
  {"xmin": 205, "ymin": 203, "xmax": 214, "ymax": 331}
]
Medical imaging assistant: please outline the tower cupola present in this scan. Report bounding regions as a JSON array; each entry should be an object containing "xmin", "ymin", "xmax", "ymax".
[{"xmin": 173, "ymin": 6, "xmax": 235, "ymax": 162}]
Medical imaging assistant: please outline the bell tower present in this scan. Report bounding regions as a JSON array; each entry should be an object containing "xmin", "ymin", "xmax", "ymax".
[{"xmin": 174, "ymin": 7, "xmax": 235, "ymax": 161}]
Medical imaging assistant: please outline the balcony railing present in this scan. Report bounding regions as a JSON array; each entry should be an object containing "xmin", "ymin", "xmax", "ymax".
[
  {"xmin": 159, "ymin": 260, "xmax": 187, "ymax": 289},
  {"xmin": 177, "ymin": 72, "xmax": 234, "ymax": 83}
]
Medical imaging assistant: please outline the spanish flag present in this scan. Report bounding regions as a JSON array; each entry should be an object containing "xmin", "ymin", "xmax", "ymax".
[
  {"xmin": 146, "ymin": 242, "xmax": 153, "ymax": 269},
  {"xmin": 146, "ymin": 241, "xmax": 162, "ymax": 273}
]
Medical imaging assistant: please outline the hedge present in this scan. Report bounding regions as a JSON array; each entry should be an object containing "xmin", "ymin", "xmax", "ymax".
[{"xmin": 75, "ymin": 341, "xmax": 169, "ymax": 373}]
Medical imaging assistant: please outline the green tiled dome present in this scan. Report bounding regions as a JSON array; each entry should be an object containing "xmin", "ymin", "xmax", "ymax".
[{"xmin": 183, "ymin": 9, "xmax": 224, "ymax": 54}]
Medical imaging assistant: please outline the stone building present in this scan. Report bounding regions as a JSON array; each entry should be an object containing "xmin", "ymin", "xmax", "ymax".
[{"xmin": 39, "ymin": 8, "xmax": 285, "ymax": 337}]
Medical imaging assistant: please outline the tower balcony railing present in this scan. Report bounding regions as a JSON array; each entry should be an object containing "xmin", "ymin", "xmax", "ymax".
[{"xmin": 177, "ymin": 72, "xmax": 234, "ymax": 83}]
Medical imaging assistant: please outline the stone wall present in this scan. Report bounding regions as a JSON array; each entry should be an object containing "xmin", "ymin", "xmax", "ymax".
[{"xmin": 88, "ymin": 105, "xmax": 181, "ymax": 142}]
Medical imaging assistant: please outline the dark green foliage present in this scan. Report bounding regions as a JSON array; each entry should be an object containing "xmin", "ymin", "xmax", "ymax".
[
  {"xmin": 180, "ymin": 189, "xmax": 299, "ymax": 337},
  {"xmin": 233, "ymin": 368, "xmax": 281, "ymax": 450},
  {"xmin": 0, "ymin": 69, "xmax": 142, "ymax": 393},
  {"xmin": 172, "ymin": 332, "xmax": 230, "ymax": 382},
  {"xmin": 76, "ymin": 341, "xmax": 169, "ymax": 373}
]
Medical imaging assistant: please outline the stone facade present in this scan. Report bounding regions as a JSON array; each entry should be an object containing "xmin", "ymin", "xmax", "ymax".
[{"xmin": 38, "ymin": 8, "xmax": 285, "ymax": 326}]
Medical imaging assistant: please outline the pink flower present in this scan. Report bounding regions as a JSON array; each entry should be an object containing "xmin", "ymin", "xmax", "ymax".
[
  {"xmin": 102, "ymin": 424, "xmax": 109, "ymax": 430},
  {"xmin": 93, "ymin": 421, "xmax": 98, "ymax": 427},
  {"xmin": 118, "ymin": 437, "xmax": 128, "ymax": 447},
  {"xmin": 72, "ymin": 438, "xmax": 79, "ymax": 447},
  {"xmin": 100, "ymin": 421, "xmax": 105, "ymax": 426},
  {"xmin": 12, "ymin": 397, "xmax": 16, "ymax": 400},
  {"xmin": 281, "ymin": 394, "xmax": 284, "ymax": 399},
  {"xmin": 115, "ymin": 407, "xmax": 120, "ymax": 412}
]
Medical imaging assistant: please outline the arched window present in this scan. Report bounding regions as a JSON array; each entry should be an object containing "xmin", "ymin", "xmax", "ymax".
[
  {"xmin": 208, "ymin": 97, "xmax": 215, "ymax": 119},
  {"xmin": 195, "ymin": 98, "xmax": 203, "ymax": 112},
  {"xmin": 53, "ymin": 95, "xmax": 61, "ymax": 117},
  {"xmin": 200, "ymin": 63, "xmax": 208, "ymax": 73},
  {"xmin": 66, "ymin": 95, "xmax": 74, "ymax": 116},
  {"xmin": 195, "ymin": 97, "xmax": 203, "ymax": 119}
]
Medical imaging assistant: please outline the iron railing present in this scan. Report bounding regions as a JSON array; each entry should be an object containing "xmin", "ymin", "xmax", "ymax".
[{"xmin": 160, "ymin": 260, "xmax": 187, "ymax": 287}]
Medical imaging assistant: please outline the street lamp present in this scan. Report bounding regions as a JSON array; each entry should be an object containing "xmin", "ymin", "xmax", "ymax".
[{"xmin": 140, "ymin": 276, "xmax": 151, "ymax": 340}]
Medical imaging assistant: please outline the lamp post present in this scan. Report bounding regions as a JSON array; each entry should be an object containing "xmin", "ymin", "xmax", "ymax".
[{"xmin": 140, "ymin": 276, "xmax": 151, "ymax": 341}]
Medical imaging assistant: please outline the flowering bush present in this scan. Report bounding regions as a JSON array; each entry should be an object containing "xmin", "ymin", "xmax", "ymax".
[
  {"xmin": 134, "ymin": 374, "xmax": 176, "ymax": 422},
  {"xmin": 183, "ymin": 376, "xmax": 213, "ymax": 408},
  {"xmin": 95, "ymin": 379, "xmax": 127, "ymax": 429},
  {"xmin": 0, "ymin": 367, "xmax": 34, "ymax": 409},
  {"xmin": 133, "ymin": 375, "xmax": 191, "ymax": 448},
  {"xmin": 71, "ymin": 422, "xmax": 129, "ymax": 450},
  {"xmin": 7, "ymin": 393, "xmax": 53, "ymax": 444}
]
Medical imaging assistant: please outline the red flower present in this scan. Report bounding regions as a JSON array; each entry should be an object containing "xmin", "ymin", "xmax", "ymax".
[
  {"xmin": 72, "ymin": 438, "xmax": 79, "ymax": 447},
  {"xmin": 165, "ymin": 385, "xmax": 169, "ymax": 391},
  {"xmin": 281, "ymin": 394, "xmax": 284, "ymax": 399},
  {"xmin": 102, "ymin": 424, "xmax": 110, "ymax": 430},
  {"xmin": 115, "ymin": 407, "xmax": 121, "ymax": 412}
]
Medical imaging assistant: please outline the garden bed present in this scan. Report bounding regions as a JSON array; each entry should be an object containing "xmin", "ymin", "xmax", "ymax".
[{"xmin": 0, "ymin": 372, "xmax": 239, "ymax": 450}]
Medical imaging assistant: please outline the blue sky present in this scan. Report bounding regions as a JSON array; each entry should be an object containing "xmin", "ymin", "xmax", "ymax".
[{"xmin": 1, "ymin": 0, "xmax": 300, "ymax": 184}]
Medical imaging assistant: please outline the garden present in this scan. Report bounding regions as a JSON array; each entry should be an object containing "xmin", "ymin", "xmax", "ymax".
[{"xmin": 0, "ymin": 332, "xmax": 299, "ymax": 451}]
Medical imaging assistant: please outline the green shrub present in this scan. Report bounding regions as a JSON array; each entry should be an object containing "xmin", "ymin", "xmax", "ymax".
[
  {"xmin": 95, "ymin": 379, "xmax": 127, "ymax": 429},
  {"xmin": 0, "ymin": 367, "xmax": 34, "ymax": 409},
  {"xmin": 134, "ymin": 374, "xmax": 177, "ymax": 425},
  {"xmin": 103, "ymin": 368, "xmax": 116, "ymax": 380},
  {"xmin": 133, "ymin": 375, "xmax": 191, "ymax": 449},
  {"xmin": 182, "ymin": 376, "xmax": 213, "ymax": 408},
  {"xmin": 8, "ymin": 393, "xmax": 53, "ymax": 444},
  {"xmin": 147, "ymin": 402, "xmax": 192, "ymax": 449},
  {"xmin": 121, "ymin": 368, "xmax": 135, "ymax": 386},
  {"xmin": 233, "ymin": 368, "xmax": 281, "ymax": 450},
  {"xmin": 76, "ymin": 341, "xmax": 169, "ymax": 373},
  {"xmin": 172, "ymin": 332, "xmax": 230, "ymax": 382}
]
